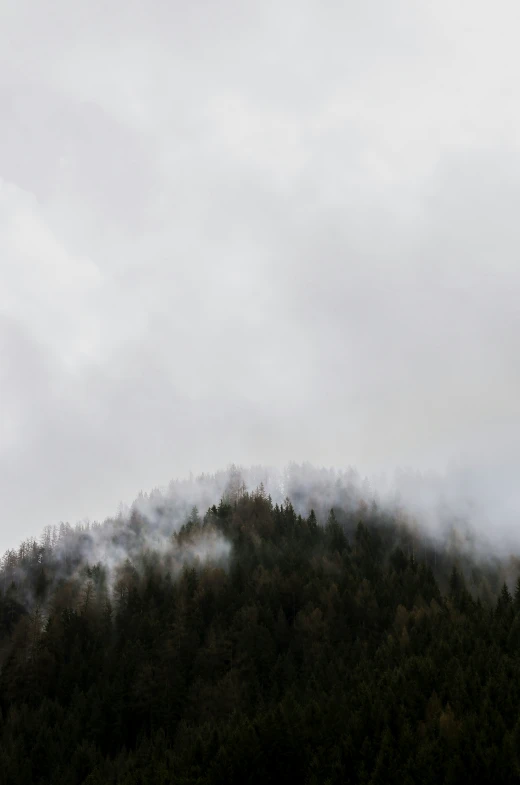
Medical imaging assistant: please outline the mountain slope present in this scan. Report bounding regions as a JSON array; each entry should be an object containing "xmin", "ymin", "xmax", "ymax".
[{"xmin": 0, "ymin": 487, "xmax": 519, "ymax": 784}]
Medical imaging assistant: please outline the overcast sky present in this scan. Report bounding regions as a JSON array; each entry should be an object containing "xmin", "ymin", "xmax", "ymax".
[{"xmin": 2, "ymin": 0, "xmax": 520, "ymax": 552}]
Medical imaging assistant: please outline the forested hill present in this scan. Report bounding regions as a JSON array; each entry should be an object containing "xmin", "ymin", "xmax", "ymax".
[{"xmin": 1, "ymin": 488, "xmax": 520, "ymax": 784}]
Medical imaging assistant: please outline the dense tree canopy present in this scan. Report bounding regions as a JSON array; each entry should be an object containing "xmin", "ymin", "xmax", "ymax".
[{"xmin": 0, "ymin": 488, "xmax": 519, "ymax": 784}]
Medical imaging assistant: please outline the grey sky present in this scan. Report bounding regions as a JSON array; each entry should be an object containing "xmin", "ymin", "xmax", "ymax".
[{"xmin": 1, "ymin": 0, "xmax": 520, "ymax": 552}]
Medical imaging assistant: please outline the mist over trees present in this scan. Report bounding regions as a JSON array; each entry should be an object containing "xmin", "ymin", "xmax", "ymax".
[{"xmin": 1, "ymin": 466, "xmax": 520, "ymax": 783}]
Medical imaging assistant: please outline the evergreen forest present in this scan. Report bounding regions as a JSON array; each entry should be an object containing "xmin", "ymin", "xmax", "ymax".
[{"xmin": 1, "ymin": 480, "xmax": 520, "ymax": 784}]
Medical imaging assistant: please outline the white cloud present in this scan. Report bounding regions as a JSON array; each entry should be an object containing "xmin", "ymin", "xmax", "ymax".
[
  {"xmin": 1, "ymin": 0, "xmax": 520, "ymax": 551},
  {"xmin": 0, "ymin": 181, "xmax": 103, "ymax": 368}
]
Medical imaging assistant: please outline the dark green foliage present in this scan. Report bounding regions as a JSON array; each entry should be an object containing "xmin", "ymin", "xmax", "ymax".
[{"xmin": 0, "ymin": 494, "xmax": 520, "ymax": 783}]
